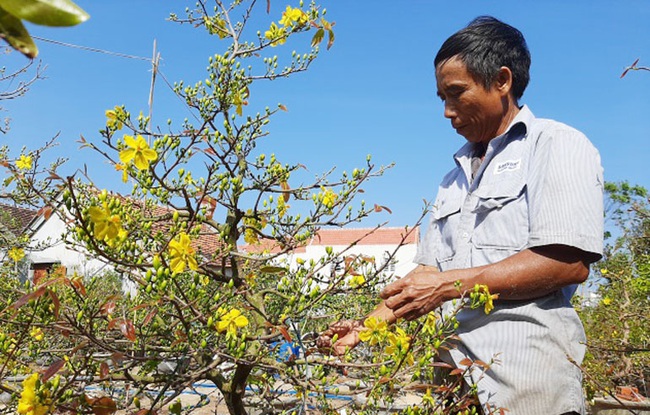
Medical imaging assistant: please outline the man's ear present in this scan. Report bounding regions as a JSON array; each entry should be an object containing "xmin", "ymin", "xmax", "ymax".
[{"xmin": 496, "ymin": 66, "xmax": 513, "ymax": 96}]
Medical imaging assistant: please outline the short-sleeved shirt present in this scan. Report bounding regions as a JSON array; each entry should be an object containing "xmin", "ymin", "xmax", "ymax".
[{"xmin": 415, "ymin": 106, "xmax": 603, "ymax": 414}]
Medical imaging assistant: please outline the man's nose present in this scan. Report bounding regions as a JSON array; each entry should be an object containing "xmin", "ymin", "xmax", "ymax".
[{"xmin": 443, "ymin": 102, "xmax": 456, "ymax": 119}]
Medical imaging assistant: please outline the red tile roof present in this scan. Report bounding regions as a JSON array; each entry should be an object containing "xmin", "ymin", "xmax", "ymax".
[
  {"xmin": 0, "ymin": 203, "xmax": 38, "ymax": 236},
  {"xmin": 239, "ymin": 226, "xmax": 419, "ymax": 254}
]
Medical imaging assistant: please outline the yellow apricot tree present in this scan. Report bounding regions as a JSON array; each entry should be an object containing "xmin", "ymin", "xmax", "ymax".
[{"xmin": 0, "ymin": 2, "xmax": 495, "ymax": 414}]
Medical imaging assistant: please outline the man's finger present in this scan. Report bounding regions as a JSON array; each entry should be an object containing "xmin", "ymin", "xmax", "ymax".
[{"xmin": 379, "ymin": 279, "xmax": 405, "ymax": 299}]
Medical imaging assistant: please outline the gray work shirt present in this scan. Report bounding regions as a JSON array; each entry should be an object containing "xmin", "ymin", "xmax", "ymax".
[{"xmin": 415, "ymin": 106, "xmax": 603, "ymax": 414}]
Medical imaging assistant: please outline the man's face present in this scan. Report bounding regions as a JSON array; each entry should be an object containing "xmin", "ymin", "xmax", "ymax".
[{"xmin": 436, "ymin": 57, "xmax": 507, "ymax": 145}]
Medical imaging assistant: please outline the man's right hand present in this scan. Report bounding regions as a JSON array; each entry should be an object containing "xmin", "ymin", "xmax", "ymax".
[{"xmin": 316, "ymin": 319, "xmax": 364, "ymax": 355}]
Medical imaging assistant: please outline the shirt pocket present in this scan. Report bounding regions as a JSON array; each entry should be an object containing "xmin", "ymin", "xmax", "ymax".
[
  {"xmin": 432, "ymin": 195, "xmax": 462, "ymax": 265},
  {"xmin": 472, "ymin": 179, "xmax": 528, "ymax": 251}
]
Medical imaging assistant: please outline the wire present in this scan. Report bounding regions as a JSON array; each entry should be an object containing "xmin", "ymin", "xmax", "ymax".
[{"xmin": 31, "ymin": 36, "xmax": 152, "ymax": 62}]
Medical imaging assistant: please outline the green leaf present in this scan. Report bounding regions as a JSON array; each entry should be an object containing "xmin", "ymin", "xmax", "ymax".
[
  {"xmin": 0, "ymin": 6, "xmax": 38, "ymax": 58},
  {"xmin": 259, "ymin": 266, "xmax": 287, "ymax": 274},
  {"xmin": 0, "ymin": 0, "xmax": 89, "ymax": 27},
  {"xmin": 327, "ymin": 28, "xmax": 335, "ymax": 50},
  {"xmin": 311, "ymin": 28, "xmax": 324, "ymax": 48}
]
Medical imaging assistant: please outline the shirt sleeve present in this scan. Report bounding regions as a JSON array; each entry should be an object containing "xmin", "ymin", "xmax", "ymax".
[{"xmin": 527, "ymin": 123, "xmax": 604, "ymax": 260}]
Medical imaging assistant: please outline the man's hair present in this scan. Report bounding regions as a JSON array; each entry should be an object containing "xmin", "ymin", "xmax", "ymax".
[{"xmin": 434, "ymin": 16, "xmax": 531, "ymax": 100}]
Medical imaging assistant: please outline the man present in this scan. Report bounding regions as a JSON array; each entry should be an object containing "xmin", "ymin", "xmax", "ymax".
[{"xmin": 318, "ymin": 16, "xmax": 603, "ymax": 414}]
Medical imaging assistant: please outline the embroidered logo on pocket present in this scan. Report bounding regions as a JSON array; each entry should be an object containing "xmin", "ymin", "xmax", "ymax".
[{"xmin": 494, "ymin": 159, "xmax": 521, "ymax": 174}]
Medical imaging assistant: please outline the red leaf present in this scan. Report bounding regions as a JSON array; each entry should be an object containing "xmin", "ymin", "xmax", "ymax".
[
  {"xmin": 100, "ymin": 300, "xmax": 116, "ymax": 316},
  {"xmin": 111, "ymin": 352, "xmax": 125, "ymax": 367},
  {"xmin": 11, "ymin": 286, "xmax": 47, "ymax": 309},
  {"xmin": 70, "ymin": 276, "xmax": 87, "ymax": 297},
  {"xmin": 373, "ymin": 204, "xmax": 392, "ymax": 214},
  {"xmin": 99, "ymin": 362, "xmax": 110, "ymax": 380},
  {"xmin": 278, "ymin": 104, "xmax": 288, "ymax": 111},
  {"xmin": 458, "ymin": 357, "xmax": 473, "ymax": 367},
  {"xmin": 378, "ymin": 375, "xmax": 391, "ymax": 384},
  {"xmin": 621, "ymin": 58, "xmax": 640, "ymax": 78},
  {"xmin": 85, "ymin": 396, "xmax": 117, "ymax": 415},
  {"xmin": 449, "ymin": 368, "xmax": 464, "ymax": 376},
  {"xmin": 107, "ymin": 318, "xmax": 120, "ymax": 330},
  {"xmin": 48, "ymin": 290, "xmax": 61, "ymax": 318},
  {"xmin": 266, "ymin": 0, "xmax": 271, "ymax": 14},
  {"xmin": 142, "ymin": 308, "xmax": 158, "ymax": 326},
  {"xmin": 41, "ymin": 359, "xmax": 65, "ymax": 381},
  {"xmin": 279, "ymin": 325, "xmax": 292, "ymax": 342},
  {"xmin": 430, "ymin": 361, "xmax": 454, "ymax": 369},
  {"xmin": 120, "ymin": 320, "xmax": 137, "ymax": 342},
  {"xmin": 38, "ymin": 206, "xmax": 53, "ymax": 221}
]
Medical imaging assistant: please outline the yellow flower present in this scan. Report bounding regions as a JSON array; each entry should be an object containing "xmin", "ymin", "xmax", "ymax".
[
  {"xmin": 469, "ymin": 284, "xmax": 498, "ymax": 315},
  {"xmin": 16, "ymin": 154, "xmax": 33, "ymax": 170},
  {"xmin": 168, "ymin": 232, "xmax": 199, "ymax": 274},
  {"xmin": 119, "ymin": 134, "xmax": 157, "ymax": 170},
  {"xmin": 30, "ymin": 327, "xmax": 44, "ymax": 341},
  {"xmin": 358, "ymin": 317, "xmax": 388, "ymax": 345},
  {"xmin": 17, "ymin": 373, "xmax": 51, "ymax": 415},
  {"xmin": 349, "ymin": 274, "xmax": 365, "ymax": 288},
  {"xmin": 8, "ymin": 247, "xmax": 25, "ymax": 263},
  {"xmin": 105, "ymin": 106, "xmax": 124, "ymax": 130},
  {"xmin": 88, "ymin": 202, "xmax": 123, "ymax": 242},
  {"xmin": 319, "ymin": 187, "xmax": 337, "ymax": 209},
  {"xmin": 602, "ymin": 297, "xmax": 612, "ymax": 306},
  {"xmin": 264, "ymin": 22, "xmax": 287, "ymax": 46},
  {"xmin": 277, "ymin": 195, "xmax": 288, "ymax": 218},
  {"xmin": 421, "ymin": 312, "xmax": 438, "ymax": 336},
  {"xmin": 385, "ymin": 327, "xmax": 413, "ymax": 365},
  {"xmin": 279, "ymin": 6, "xmax": 308, "ymax": 27},
  {"xmin": 216, "ymin": 308, "xmax": 249, "ymax": 336}
]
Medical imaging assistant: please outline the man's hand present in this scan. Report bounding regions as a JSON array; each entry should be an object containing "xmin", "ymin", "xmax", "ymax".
[
  {"xmin": 380, "ymin": 265, "xmax": 450, "ymax": 320},
  {"xmin": 316, "ymin": 319, "xmax": 363, "ymax": 355}
]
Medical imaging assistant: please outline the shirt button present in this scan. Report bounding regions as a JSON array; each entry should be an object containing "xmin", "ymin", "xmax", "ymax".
[{"xmin": 462, "ymin": 232, "xmax": 469, "ymax": 238}]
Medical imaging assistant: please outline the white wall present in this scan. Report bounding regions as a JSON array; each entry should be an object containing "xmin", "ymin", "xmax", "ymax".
[{"xmin": 27, "ymin": 210, "xmax": 112, "ymax": 279}]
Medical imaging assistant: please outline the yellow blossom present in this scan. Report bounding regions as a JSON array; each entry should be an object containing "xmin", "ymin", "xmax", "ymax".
[
  {"xmin": 358, "ymin": 317, "xmax": 388, "ymax": 345},
  {"xmin": 115, "ymin": 163, "xmax": 129, "ymax": 183},
  {"xmin": 277, "ymin": 192, "xmax": 288, "ymax": 218},
  {"xmin": 119, "ymin": 134, "xmax": 157, "ymax": 170},
  {"xmin": 168, "ymin": 232, "xmax": 199, "ymax": 274},
  {"xmin": 105, "ymin": 107, "xmax": 124, "ymax": 130},
  {"xmin": 279, "ymin": 6, "xmax": 308, "ymax": 27},
  {"xmin": 602, "ymin": 297, "xmax": 612, "ymax": 306},
  {"xmin": 264, "ymin": 22, "xmax": 287, "ymax": 46},
  {"xmin": 16, "ymin": 155, "xmax": 33, "ymax": 170},
  {"xmin": 8, "ymin": 247, "xmax": 25, "ymax": 263},
  {"xmin": 30, "ymin": 327, "xmax": 44, "ymax": 341},
  {"xmin": 319, "ymin": 186, "xmax": 337, "ymax": 209},
  {"xmin": 386, "ymin": 327, "xmax": 414, "ymax": 366},
  {"xmin": 88, "ymin": 202, "xmax": 123, "ymax": 242},
  {"xmin": 349, "ymin": 274, "xmax": 365, "ymax": 288},
  {"xmin": 216, "ymin": 308, "xmax": 249, "ymax": 336},
  {"xmin": 421, "ymin": 312, "xmax": 438, "ymax": 336},
  {"xmin": 17, "ymin": 373, "xmax": 51, "ymax": 415},
  {"xmin": 469, "ymin": 284, "xmax": 498, "ymax": 315}
]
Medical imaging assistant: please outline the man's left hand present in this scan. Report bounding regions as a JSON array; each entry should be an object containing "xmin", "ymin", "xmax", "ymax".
[{"xmin": 380, "ymin": 265, "xmax": 449, "ymax": 320}]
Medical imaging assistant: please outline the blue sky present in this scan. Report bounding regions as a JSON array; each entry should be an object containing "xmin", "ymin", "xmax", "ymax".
[{"xmin": 2, "ymin": 1, "xmax": 649, "ymax": 228}]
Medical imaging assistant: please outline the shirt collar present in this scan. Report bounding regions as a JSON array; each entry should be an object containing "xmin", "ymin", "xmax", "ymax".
[{"xmin": 453, "ymin": 105, "xmax": 535, "ymax": 162}]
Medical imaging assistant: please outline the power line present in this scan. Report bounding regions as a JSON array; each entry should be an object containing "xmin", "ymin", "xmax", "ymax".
[{"xmin": 31, "ymin": 36, "xmax": 152, "ymax": 62}]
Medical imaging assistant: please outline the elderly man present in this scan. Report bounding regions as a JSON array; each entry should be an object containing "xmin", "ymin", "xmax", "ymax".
[{"xmin": 319, "ymin": 16, "xmax": 603, "ymax": 414}]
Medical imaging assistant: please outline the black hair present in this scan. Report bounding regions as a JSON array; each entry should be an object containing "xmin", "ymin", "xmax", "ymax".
[{"xmin": 434, "ymin": 16, "xmax": 531, "ymax": 100}]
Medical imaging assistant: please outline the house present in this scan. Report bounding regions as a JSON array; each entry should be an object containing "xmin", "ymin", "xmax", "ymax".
[
  {"xmin": 2, "ymin": 199, "xmax": 420, "ymax": 293},
  {"xmin": 240, "ymin": 226, "xmax": 420, "ymax": 282},
  {"xmin": 0, "ymin": 202, "xmax": 110, "ymax": 284}
]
